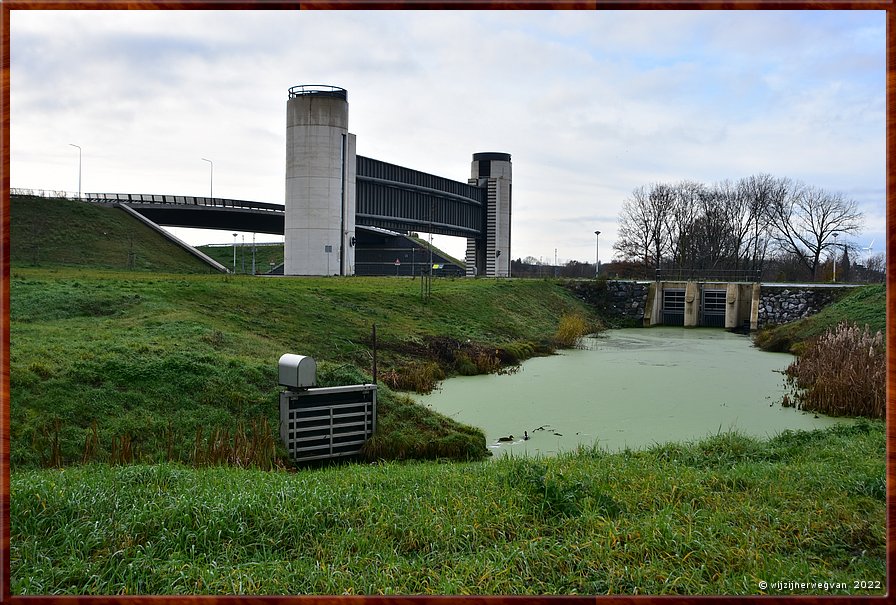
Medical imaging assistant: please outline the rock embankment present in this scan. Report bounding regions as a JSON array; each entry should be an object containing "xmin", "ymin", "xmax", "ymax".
[
  {"xmin": 757, "ymin": 287, "xmax": 836, "ymax": 327},
  {"xmin": 564, "ymin": 280, "xmax": 648, "ymax": 326}
]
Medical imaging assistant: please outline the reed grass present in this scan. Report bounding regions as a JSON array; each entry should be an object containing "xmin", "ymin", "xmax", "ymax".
[
  {"xmin": 553, "ymin": 312, "xmax": 590, "ymax": 348},
  {"xmin": 782, "ymin": 322, "xmax": 885, "ymax": 419}
]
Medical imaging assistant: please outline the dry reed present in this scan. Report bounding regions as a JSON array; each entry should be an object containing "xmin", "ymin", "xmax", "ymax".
[{"xmin": 783, "ymin": 321, "xmax": 885, "ymax": 419}]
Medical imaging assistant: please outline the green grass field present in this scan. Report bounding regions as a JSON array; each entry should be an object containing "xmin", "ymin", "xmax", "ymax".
[{"xmin": 10, "ymin": 421, "xmax": 885, "ymax": 595}]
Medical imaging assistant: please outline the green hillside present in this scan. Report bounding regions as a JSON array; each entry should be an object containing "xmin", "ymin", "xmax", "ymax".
[
  {"xmin": 10, "ymin": 268, "xmax": 593, "ymax": 469},
  {"xmin": 10, "ymin": 196, "xmax": 215, "ymax": 273},
  {"xmin": 197, "ymin": 243, "xmax": 284, "ymax": 274}
]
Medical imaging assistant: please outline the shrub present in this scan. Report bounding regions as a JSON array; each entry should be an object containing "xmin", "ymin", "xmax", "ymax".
[
  {"xmin": 553, "ymin": 312, "xmax": 589, "ymax": 348},
  {"xmin": 453, "ymin": 352, "xmax": 478, "ymax": 376},
  {"xmin": 782, "ymin": 321, "xmax": 885, "ymax": 419},
  {"xmin": 380, "ymin": 362, "xmax": 445, "ymax": 394}
]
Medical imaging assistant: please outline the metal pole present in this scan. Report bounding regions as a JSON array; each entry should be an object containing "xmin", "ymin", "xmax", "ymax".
[
  {"xmin": 232, "ymin": 233, "xmax": 237, "ymax": 273},
  {"xmin": 594, "ymin": 230, "xmax": 601, "ymax": 277},
  {"xmin": 69, "ymin": 144, "xmax": 81, "ymax": 198},
  {"xmin": 201, "ymin": 158, "xmax": 213, "ymax": 198},
  {"xmin": 832, "ymin": 232, "xmax": 839, "ymax": 282},
  {"xmin": 252, "ymin": 233, "xmax": 256, "ymax": 275}
]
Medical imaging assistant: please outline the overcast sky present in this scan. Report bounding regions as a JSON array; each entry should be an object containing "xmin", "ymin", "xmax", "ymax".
[{"xmin": 10, "ymin": 9, "xmax": 885, "ymax": 264}]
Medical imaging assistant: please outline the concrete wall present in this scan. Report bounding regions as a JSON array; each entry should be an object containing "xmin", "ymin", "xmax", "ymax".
[
  {"xmin": 724, "ymin": 283, "xmax": 758, "ymax": 330},
  {"xmin": 284, "ymin": 93, "xmax": 356, "ymax": 275}
]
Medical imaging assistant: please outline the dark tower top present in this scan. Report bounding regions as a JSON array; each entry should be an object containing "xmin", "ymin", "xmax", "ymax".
[
  {"xmin": 288, "ymin": 85, "xmax": 348, "ymax": 101},
  {"xmin": 472, "ymin": 152, "xmax": 511, "ymax": 162}
]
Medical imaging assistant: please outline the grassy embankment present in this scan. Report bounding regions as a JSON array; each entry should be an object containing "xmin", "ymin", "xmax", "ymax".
[
  {"xmin": 11, "ymin": 421, "xmax": 885, "ymax": 595},
  {"xmin": 196, "ymin": 243, "xmax": 284, "ymax": 274},
  {"xmin": 10, "ymin": 195, "xmax": 216, "ymax": 273}
]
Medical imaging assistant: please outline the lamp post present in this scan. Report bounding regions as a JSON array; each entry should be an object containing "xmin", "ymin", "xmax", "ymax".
[
  {"xmin": 594, "ymin": 230, "xmax": 601, "ymax": 278},
  {"xmin": 201, "ymin": 158, "xmax": 213, "ymax": 198},
  {"xmin": 232, "ymin": 233, "xmax": 238, "ymax": 273},
  {"xmin": 69, "ymin": 144, "xmax": 82, "ymax": 198},
  {"xmin": 832, "ymin": 232, "xmax": 839, "ymax": 282}
]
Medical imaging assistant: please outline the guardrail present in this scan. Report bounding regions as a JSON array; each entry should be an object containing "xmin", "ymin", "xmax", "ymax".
[
  {"xmin": 288, "ymin": 84, "xmax": 347, "ymax": 100},
  {"xmin": 13, "ymin": 188, "xmax": 285, "ymax": 213},
  {"xmin": 84, "ymin": 193, "xmax": 284, "ymax": 212},
  {"xmin": 655, "ymin": 269, "xmax": 763, "ymax": 283},
  {"xmin": 11, "ymin": 188, "xmax": 80, "ymax": 199}
]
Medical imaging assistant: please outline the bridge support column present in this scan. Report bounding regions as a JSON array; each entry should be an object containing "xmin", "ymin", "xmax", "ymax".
[
  {"xmin": 683, "ymin": 281, "xmax": 699, "ymax": 327},
  {"xmin": 750, "ymin": 283, "xmax": 761, "ymax": 331},
  {"xmin": 285, "ymin": 85, "xmax": 356, "ymax": 276},
  {"xmin": 468, "ymin": 152, "xmax": 511, "ymax": 277}
]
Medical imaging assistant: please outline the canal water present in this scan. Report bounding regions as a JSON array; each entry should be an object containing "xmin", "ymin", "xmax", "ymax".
[{"xmin": 416, "ymin": 327, "xmax": 852, "ymax": 458}]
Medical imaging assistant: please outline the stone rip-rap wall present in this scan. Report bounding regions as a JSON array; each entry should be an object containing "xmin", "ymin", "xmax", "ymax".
[
  {"xmin": 757, "ymin": 287, "xmax": 837, "ymax": 327},
  {"xmin": 564, "ymin": 280, "xmax": 648, "ymax": 325}
]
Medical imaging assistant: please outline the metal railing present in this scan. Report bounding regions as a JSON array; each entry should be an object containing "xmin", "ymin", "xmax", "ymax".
[
  {"xmin": 11, "ymin": 188, "xmax": 79, "ymax": 199},
  {"xmin": 84, "ymin": 193, "xmax": 284, "ymax": 213},
  {"xmin": 12, "ymin": 188, "xmax": 284, "ymax": 213},
  {"xmin": 655, "ymin": 268, "xmax": 762, "ymax": 283},
  {"xmin": 288, "ymin": 84, "xmax": 347, "ymax": 100}
]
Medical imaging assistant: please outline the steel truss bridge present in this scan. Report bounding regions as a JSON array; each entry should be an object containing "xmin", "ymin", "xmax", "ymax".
[{"xmin": 66, "ymin": 155, "xmax": 487, "ymax": 240}]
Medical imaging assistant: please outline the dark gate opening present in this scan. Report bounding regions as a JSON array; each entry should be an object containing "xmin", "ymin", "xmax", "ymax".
[
  {"xmin": 662, "ymin": 289, "xmax": 685, "ymax": 326},
  {"xmin": 701, "ymin": 289, "xmax": 726, "ymax": 327}
]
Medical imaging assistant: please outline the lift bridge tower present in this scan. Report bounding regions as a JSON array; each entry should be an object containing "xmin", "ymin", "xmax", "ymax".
[
  {"xmin": 284, "ymin": 85, "xmax": 356, "ymax": 276},
  {"xmin": 284, "ymin": 84, "xmax": 511, "ymax": 277}
]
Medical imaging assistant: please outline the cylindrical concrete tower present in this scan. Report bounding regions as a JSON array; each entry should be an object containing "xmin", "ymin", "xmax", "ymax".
[
  {"xmin": 285, "ymin": 85, "xmax": 356, "ymax": 276},
  {"xmin": 467, "ymin": 152, "xmax": 512, "ymax": 277}
]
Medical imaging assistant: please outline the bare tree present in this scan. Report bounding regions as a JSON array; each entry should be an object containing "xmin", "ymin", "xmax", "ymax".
[
  {"xmin": 737, "ymin": 174, "xmax": 787, "ymax": 272},
  {"xmin": 664, "ymin": 180, "xmax": 705, "ymax": 277},
  {"xmin": 765, "ymin": 183, "xmax": 863, "ymax": 281},
  {"xmin": 613, "ymin": 184, "xmax": 675, "ymax": 277}
]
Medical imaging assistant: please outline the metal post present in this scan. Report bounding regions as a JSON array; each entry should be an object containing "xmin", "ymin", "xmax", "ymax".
[
  {"xmin": 832, "ymin": 232, "xmax": 839, "ymax": 282},
  {"xmin": 372, "ymin": 324, "xmax": 378, "ymax": 385},
  {"xmin": 232, "ymin": 233, "xmax": 237, "ymax": 273},
  {"xmin": 252, "ymin": 233, "xmax": 256, "ymax": 275},
  {"xmin": 201, "ymin": 158, "xmax": 213, "ymax": 198},
  {"xmin": 68, "ymin": 144, "xmax": 81, "ymax": 198},
  {"xmin": 594, "ymin": 230, "xmax": 601, "ymax": 278}
]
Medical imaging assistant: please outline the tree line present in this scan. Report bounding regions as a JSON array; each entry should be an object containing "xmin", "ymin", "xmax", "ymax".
[{"xmin": 612, "ymin": 174, "xmax": 869, "ymax": 282}]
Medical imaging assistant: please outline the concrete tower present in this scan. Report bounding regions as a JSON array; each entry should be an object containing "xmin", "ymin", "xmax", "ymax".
[
  {"xmin": 466, "ymin": 152, "xmax": 512, "ymax": 277},
  {"xmin": 285, "ymin": 85, "xmax": 357, "ymax": 276}
]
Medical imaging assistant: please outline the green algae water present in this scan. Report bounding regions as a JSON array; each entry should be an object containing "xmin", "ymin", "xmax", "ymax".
[{"xmin": 416, "ymin": 327, "xmax": 853, "ymax": 457}]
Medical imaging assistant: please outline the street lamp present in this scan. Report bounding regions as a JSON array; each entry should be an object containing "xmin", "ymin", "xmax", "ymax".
[
  {"xmin": 201, "ymin": 158, "xmax": 213, "ymax": 198},
  {"xmin": 69, "ymin": 143, "xmax": 82, "ymax": 198},
  {"xmin": 232, "ymin": 233, "xmax": 238, "ymax": 273},
  {"xmin": 832, "ymin": 232, "xmax": 839, "ymax": 282},
  {"xmin": 594, "ymin": 230, "xmax": 601, "ymax": 277}
]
